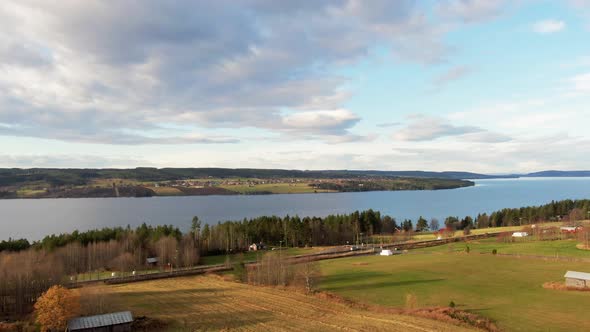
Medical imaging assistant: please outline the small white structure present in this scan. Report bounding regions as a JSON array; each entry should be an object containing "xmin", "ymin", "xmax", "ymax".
[
  {"xmin": 564, "ymin": 271, "xmax": 590, "ymax": 289},
  {"xmin": 512, "ymin": 231, "xmax": 529, "ymax": 238},
  {"xmin": 560, "ymin": 226, "xmax": 580, "ymax": 233},
  {"xmin": 249, "ymin": 243, "xmax": 265, "ymax": 251},
  {"xmin": 380, "ymin": 249, "xmax": 393, "ymax": 256}
]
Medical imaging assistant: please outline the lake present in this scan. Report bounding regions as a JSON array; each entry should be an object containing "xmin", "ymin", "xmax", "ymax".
[{"xmin": 1, "ymin": 177, "xmax": 590, "ymax": 241}]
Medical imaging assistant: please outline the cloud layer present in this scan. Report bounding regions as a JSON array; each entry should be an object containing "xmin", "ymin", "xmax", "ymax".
[
  {"xmin": 0, "ymin": 1, "xmax": 507, "ymax": 145},
  {"xmin": 393, "ymin": 116, "xmax": 511, "ymax": 143}
]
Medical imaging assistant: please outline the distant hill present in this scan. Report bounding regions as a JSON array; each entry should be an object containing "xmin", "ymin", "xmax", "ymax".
[
  {"xmin": 0, "ymin": 168, "xmax": 588, "ymax": 189},
  {"xmin": 0, "ymin": 168, "xmax": 511, "ymax": 187},
  {"xmin": 336, "ymin": 170, "xmax": 517, "ymax": 179},
  {"xmin": 523, "ymin": 170, "xmax": 590, "ymax": 177}
]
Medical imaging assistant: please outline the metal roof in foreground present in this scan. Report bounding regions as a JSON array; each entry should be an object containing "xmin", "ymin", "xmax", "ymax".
[
  {"xmin": 564, "ymin": 270, "xmax": 590, "ymax": 281},
  {"xmin": 68, "ymin": 311, "xmax": 133, "ymax": 330}
]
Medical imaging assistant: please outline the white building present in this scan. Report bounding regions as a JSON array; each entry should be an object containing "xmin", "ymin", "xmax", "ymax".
[
  {"xmin": 512, "ymin": 232, "xmax": 529, "ymax": 237},
  {"xmin": 564, "ymin": 271, "xmax": 590, "ymax": 289},
  {"xmin": 380, "ymin": 249, "xmax": 393, "ymax": 256}
]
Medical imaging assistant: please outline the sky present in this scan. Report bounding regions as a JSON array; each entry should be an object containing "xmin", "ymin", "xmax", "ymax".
[{"xmin": 1, "ymin": 0, "xmax": 590, "ymax": 173}]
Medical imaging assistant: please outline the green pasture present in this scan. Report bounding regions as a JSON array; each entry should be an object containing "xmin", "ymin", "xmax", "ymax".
[
  {"xmin": 420, "ymin": 237, "xmax": 590, "ymax": 258},
  {"xmin": 319, "ymin": 248, "xmax": 590, "ymax": 331},
  {"xmin": 219, "ymin": 182, "xmax": 334, "ymax": 194}
]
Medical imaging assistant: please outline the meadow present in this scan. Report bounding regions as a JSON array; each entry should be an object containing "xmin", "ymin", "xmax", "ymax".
[
  {"xmin": 219, "ymin": 182, "xmax": 334, "ymax": 194},
  {"xmin": 421, "ymin": 237, "xmax": 590, "ymax": 258},
  {"xmin": 410, "ymin": 222, "xmax": 572, "ymax": 241},
  {"xmin": 319, "ymin": 242, "xmax": 590, "ymax": 332},
  {"xmin": 78, "ymin": 275, "xmax": 474, "ymax": 331}
]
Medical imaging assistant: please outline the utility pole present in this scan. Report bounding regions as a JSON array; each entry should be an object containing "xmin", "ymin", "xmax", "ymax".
[{"xmin": 279, "ymin": 240, "xmax": 283, "ymax": 285}]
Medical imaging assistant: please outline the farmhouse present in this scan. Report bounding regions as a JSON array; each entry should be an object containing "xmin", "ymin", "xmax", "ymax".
[
  {"xmin": 67, "ymin": 311, "xmax": 133, "ymax": 332},
  {"xmin": 564, "ymin": 271, "xmax": 590, "ymax": 289},
  {"xmin": 512, "ymin": 232, "xmax": 528, "ymax": 238}
]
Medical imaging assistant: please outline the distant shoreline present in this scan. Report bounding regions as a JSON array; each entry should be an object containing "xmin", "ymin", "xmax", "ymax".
[
  {"xmin": 0, "ymin": 180, "xmax": 475, "ymax": 200},
  {"xmin": 2, "ymin": 167, "xmax": 589, "ymax": 200}
]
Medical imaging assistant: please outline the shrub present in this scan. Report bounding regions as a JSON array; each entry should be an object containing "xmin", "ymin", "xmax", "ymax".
[
  {"xmin": 405, "ymin": 293, "xmax": 417, "ymax": 310},
  {"xmin": 492, "ymin": 249, "xmax": 497, "ymax": 255},
  {"xmin": 449, "ymin": 301, "xmax": 456, "ymax": 308}
]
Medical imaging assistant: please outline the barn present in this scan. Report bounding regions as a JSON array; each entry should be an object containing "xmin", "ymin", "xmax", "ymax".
[
  {"xmin": 67, "ymin": 311, "xmax": 133, "ymax": 332},
  {"xmin": 564, "ymin": 271, "xmax": 590, "ymax": 289},
  {"xmin": 146, "ymin": 257, "xmax": 158, "ymax": 266}
]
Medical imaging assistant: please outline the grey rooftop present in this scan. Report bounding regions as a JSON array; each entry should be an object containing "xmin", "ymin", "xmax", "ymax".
[
  {"xmin": 564, "ymin": 271, "xmax": 590, "ymax": 281},
  {"xmin": 68, "ymin": 311, "xmax": 133, "ymax": 330}
]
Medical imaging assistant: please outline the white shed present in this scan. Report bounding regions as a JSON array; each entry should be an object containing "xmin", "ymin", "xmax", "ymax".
[
  {"xmin": 564, "ymin": 271, "xmax": 590, "ymax": 289},
  {"xmin": 512, "ymin": 232, "xmax": 528, "ymax": 238},
  {"xmin": 380, "ymin": 249, "xmax": 393, "ymax": 256}
]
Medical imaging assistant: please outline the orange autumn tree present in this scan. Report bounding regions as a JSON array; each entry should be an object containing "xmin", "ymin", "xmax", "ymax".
[{"xmin": 34, "ymin": 285, "xmax": 80, "ymax": 332}]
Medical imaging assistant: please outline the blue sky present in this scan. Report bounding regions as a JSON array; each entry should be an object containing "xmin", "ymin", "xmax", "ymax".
[{"xmin": 1, "ymin": 0, "xmax": 590, "ymax": 173}]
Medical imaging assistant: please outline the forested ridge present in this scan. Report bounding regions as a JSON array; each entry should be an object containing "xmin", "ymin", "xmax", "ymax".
[
  {"xmin": 0, "ymin": 167, "xmax": 510, "ymax": 188},
  {"xmin": 2, "ymin": 168, "xmax": 588, "ymax": 188},
  {"xmin": 0, "ymin": 168, "xmax": 476, "ymax": 199}
]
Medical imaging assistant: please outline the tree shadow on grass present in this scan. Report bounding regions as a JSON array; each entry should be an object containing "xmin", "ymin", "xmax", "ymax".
[
  {"xmin": 322, "ymin": 272, "xmax": 445, "ymax": 292},
  {"xmin": 321, "ymin": 271, "xmax": 393, "ymax": 284},
  {"xmin": 326, "ymin": 279, "xmax": 446, "ymax": 291}
]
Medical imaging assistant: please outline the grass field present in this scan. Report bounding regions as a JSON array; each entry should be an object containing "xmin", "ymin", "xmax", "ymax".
[
  {"xmin": 219, "ymin": 182, "xmax": 334, "ymax": 194},
  {"xmin": 420, "ymin": 237, "xmax": 590, "ymax": 258},
  {"xmin": 411, "ymin": 222, "xmax": 576, "ymax": 240},
  {"xmin": 150, "ymin": 186, "xmax": 185, "ymax": 195},
  {"xmin": 88, "ymin": 178, "xmax": 146, "ymax": 187},
  {"xmin": 15, "ymin": 188, "xmax": 47, "ymax": 197},
  {"xmin": 319, "ymin": 250, "xmax": 590, "ymax": 331},
  {"xmin": 78, "ymin": 275, "xmax": 475, "ymax": 331}
]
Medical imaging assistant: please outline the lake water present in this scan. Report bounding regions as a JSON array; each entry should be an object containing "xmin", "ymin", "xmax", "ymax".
[{"xmin": 1, "ymin": 177, "xmax": 590, "ymax": 241}]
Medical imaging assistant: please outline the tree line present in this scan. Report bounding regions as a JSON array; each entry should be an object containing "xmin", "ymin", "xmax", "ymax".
[
  {"xmin": 2, "ymin": 199, "xmax": 589, "ymax": 255},
  {"xmin": 0, "ymin": 224, "xmax": 197, "ymax": 318}
]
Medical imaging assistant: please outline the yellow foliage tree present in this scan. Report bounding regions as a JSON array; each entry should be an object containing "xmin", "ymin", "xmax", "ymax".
[{"xmin": 34, "ymin": 285, "xmax": 80, "ymax": 332}]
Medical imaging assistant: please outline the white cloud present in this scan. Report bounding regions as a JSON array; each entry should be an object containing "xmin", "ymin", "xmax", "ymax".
[
  {"xmin": 570, "ymin": 72, "xmax": 590, "ymax": 94},
  {"xmin": 281, "ymin": 109, "xmax": 359, "ymax": 132},
  {"xmin": 437, "ymin": 0, "xmax": 507, "ymax": 23},
  {"xmin": 392, "ymin": 115, "xmax": 509, "ymax": 142},
  {"xmin": 0, "ymin": 154, "xmax": 152, "ymax": 168},
  {"xmin": 532, "ymin": 19, "xmax": 566, "ymax": 33}
]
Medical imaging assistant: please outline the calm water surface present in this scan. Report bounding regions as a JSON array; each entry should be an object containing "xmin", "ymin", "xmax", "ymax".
[{"xmin": 1, "ymin": 177, "xmax": 590, "ymax": 240}]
